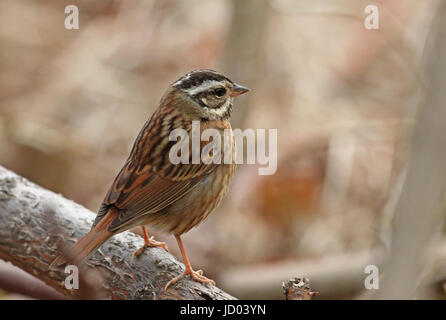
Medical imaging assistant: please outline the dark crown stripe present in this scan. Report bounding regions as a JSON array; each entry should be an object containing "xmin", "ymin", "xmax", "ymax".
[{"xmin": 173, "ymin": 69, "xmax": 231, "ymax": 90}]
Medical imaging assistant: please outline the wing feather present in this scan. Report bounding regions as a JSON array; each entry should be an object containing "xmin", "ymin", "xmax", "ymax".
[{"xmin": 93, "ymin": 105, "xmax": 228, "ymax": 232}]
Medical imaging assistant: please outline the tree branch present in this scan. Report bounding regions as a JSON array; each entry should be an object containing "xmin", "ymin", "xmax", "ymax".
[
  {"xmin": 0, "ymin": 259, "xmax": 66, "ymax": 299},
  {"xmin": 375, "ymin": 2, "xmax": 446, "ymax": 299},
  {"xmin": 0, "ymin": 166, "xmax": 235, "ymax": 300}
]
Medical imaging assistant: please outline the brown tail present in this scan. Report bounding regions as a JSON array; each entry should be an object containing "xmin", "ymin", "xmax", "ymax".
[{"xmin": 49, "ymin": 207, "xmax": 118, "ymax": 270}]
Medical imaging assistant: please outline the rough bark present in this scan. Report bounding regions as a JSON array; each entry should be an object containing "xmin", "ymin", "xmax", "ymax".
[{"xmin": 0, "ymin": 166, "xmax": 235, "ymax": 300}]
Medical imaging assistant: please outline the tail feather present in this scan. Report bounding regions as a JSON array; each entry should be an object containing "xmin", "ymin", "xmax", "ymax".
[{"xmin": 49, "ymin": 207, "xmax": 118, "ymax": 270}]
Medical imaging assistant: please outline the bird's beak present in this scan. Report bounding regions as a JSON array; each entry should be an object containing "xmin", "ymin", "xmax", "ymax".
[{"xmin": 231, "ymin": 83, "xmax": 250, "ymax": 97}]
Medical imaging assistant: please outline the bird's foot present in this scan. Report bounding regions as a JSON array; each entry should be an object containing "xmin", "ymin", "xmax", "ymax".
[
  {"xmin": 164, "ymin": 268, "xmax": 215, "ymax": 290},
  {"xmin": 134, "ymin": 236, "xmax": 168, "ymax": 257}
]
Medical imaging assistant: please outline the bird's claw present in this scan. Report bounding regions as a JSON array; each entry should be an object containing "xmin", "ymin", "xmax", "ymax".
[
  {"xmin": 164, "ymin": 269, "xmax": 215, "ymax": 290},
  {"xmin": 133, "ymin": 237, "xmax": 168, "ymax": 258}
]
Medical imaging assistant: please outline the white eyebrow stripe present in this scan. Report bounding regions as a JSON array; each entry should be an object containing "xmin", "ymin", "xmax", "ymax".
[{"xmin": 183, "ymin": 80, "xmax": 223, "ymax": 95}]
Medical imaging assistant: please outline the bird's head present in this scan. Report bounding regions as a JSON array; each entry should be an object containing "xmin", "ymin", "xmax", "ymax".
[{"xmin": 166, "ymin": 69, "xmax": 249, "ymax": 121}]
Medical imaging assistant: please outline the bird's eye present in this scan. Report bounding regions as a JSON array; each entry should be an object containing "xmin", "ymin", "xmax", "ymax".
[{"xmin": 214, "ymin": 88, "xmax": 226, "ymax": 97}]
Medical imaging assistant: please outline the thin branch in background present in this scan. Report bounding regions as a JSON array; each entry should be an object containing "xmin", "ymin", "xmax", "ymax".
[
  {"xmin": 223, "ymin": 0, "xmax": 269, "ymax": 128},
  {"xmin": 0, "ymin": 260, "xmax": 66, "ymax": 300},
  {"xmin": 375, "ymin": 2, "xmax": 446, "ymax": 299}
]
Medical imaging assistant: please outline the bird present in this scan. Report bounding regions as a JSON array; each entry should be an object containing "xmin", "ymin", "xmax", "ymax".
[{"xmin": 50, "ymin": 69, "xmax": 249, "ymax": 289}]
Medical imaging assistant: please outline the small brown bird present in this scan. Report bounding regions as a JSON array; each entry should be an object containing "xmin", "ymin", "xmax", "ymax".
[{"xmin": 51, "ymin": 69, "xmax": 249, "ymax": 288}]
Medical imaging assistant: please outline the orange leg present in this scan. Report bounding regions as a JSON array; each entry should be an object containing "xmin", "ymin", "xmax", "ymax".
[
  {"xmin": 164, "ymin": 235, "xmax": 215, "ymax": 290},
  {"xmin": 134, "ymin": 226, "xmax": 168, "ymax": 257}
]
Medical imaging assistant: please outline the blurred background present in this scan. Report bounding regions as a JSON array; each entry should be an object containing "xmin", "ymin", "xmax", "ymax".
[{"xmin": 1, "ymin": 0, "xmax": 446, "ymax": 299}]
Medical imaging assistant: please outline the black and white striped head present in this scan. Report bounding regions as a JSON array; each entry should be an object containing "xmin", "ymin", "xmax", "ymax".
[{"xmin": 171, "ymin": 69, "xmax": 249, "ymax": 121}]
